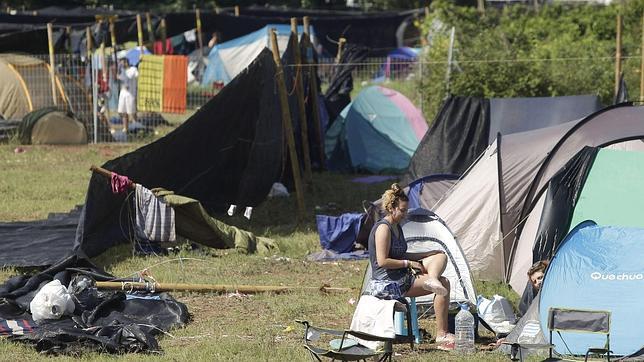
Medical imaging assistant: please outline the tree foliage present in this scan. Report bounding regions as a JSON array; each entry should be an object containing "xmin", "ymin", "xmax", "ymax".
[{"xmin": 418, "ymin": 0, "xmax": 644, "ymax": 119}]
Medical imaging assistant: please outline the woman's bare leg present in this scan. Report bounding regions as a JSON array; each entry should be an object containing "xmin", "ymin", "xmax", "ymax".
[
  {"xmin": 434, "ymin": 276, "xmax": 451, "ymax": 337},
  {"xmin": 421, "ymin": 253, "xmax": 448, "ymax": 295},
  {"xmin": 422, "ymin": 253, "xmax": 447, "ymax": 278}
]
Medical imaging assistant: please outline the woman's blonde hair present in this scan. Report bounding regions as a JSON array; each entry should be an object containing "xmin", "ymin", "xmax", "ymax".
[{"xmin": 381, "ymin": 183, "xmax": 409, "ymax": 214}]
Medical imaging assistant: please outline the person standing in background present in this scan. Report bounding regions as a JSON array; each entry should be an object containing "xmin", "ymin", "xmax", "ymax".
[{"xmin": 117, "ymin": 58, "xmax": 138, "ymax": 137}]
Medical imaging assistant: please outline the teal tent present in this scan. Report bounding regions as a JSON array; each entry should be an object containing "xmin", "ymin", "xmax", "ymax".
[{"xmin": 325, "ymin": 86, "xmax": 427, "ymax": 174}]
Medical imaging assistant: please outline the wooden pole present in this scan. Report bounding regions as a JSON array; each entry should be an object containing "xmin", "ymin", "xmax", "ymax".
[
  {"xmin": 109, "ymin": 19, "xmax": 117, "ymax": 76},
  {"xmin": 640, "ymin": 12, "xmax": 644, "ymax": 102},
  {"xmin": 270, "ymin": 28, "xmax": 306, "ymax": 220},
  {"xmin": 109, "ymin": 20, "xmax": 117, "ymax": 50},
  {"xmin": 335, "ymin": 37, "xmax": 346, "ymax": 64},
  {"xmin": 145, "ymin": 12, "xmax": 155, "ymax": 50},
  {"xmin": 160, "ymin": 18, "xmax": 167, "ymax": 55},
  {"xmin": 234, "ymin": 5, "xmax": 240, "ymax": 16},
  {"xmin": 136, "ymin": 14, "xmax": 144, "ymax": 60},
  {"xmin": 99, "ymin": 40, "xmax": 107, "ymax": 85},
  {"xmin": 90, "ymin": 165, "xmax": 113, "ymax": 179},
  {"xmin": 303, "ymin": 16, "xmax": 325, "ymax": 169},
  {"xmin": 46, "ymin": 23, "xmax": 58, "ymax": 106},
  {"xmin": 65, "ymin": 26, "xmax": 72, "ymax": 54},
  {"xmin": 95, "ymin": 281, "xmax": 351, "ymax": 294},
  {"xmin": 290, "ymin": 18, "xmax": 313, "ymax": 185},
  {"xmin": 196, "ymin": 8, "xmax": 204, "ymax": 57},
  {"xmin": 615, "ymin": 13, "xmax": 622, "ymax": 98},
  {"xmin": 86, "ymin": 26, "xmax": 93, "ymax": 58},
  {"xmin": 477, "ymin": 0, "xmax": 485, "ymax": 15}
]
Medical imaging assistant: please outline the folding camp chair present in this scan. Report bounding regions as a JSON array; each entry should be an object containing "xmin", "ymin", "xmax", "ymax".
[
  {"xmin": 296, "ymin": 299, "xmax": 416, "ymax": 361},
  {"xmin": 547, "ymin": 307, "xmax": 612, "ymax": 362},
  {"xmin": 297, "ymin": 320, "xmax": 395, "ymax": 361}
]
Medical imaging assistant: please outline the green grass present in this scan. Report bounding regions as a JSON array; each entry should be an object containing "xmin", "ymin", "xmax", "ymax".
[{"xmin": 0, "ymin": 139, "xmax": 530, "ymax": 361}]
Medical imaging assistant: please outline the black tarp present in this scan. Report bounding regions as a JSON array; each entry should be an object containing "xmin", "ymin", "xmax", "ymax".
[
  {"xmin": 0, "ymin": 49, "xmax": 283, "ymax": 267},
  {"xmin": 0, "ymin": 8, "xmax": 416, "ymax": 56},
  {"xmin": 0, "ymin": 206, "xmax": 82, "ymax": 267},
  {"xmin": 0, "ymin": 13, "xmax": 141, "ymax": 53},
  {"xmin": 531, "ymin": 146, "xmax": 598, "ymax": 263},
  {"xmin": 402, "ymin": 95, "xmax": 490, "ymax": 184},
  {"xmin": 0, "ymin": 254, "xmax": 189, "ymax": 354},
  {"xmin": 323, "ymin": 42, "xmax": 370, "ymax": 124},
  {"xmin": 163, "ymin": 9, "xmax": 419, "ymax": 57},
  {"xmin": 75, "ymin": 48, "xmax": 283, "ymax": 260}
]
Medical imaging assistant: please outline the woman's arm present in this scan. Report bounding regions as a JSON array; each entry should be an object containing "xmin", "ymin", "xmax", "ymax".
[
  {"xmin": 375, "ymin": 225, "xmax": 423, "ymax": 270},
  {"xmin": 404, "ymin": 250, "xmax": 445, "ymax": 261}
]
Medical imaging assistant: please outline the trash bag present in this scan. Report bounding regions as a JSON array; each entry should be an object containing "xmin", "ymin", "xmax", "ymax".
[
  {"xmin": 29, "ymin": 280, "xmax": 75, "ymax": 321},
  {"xmin": 477, "ymin": 294, "xmax": 516, "ymax": 334}
]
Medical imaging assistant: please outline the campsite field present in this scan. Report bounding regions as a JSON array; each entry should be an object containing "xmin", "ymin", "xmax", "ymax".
[{"xmin": 0, "ymin": 141, "xmax": 533, "ymax": 361}]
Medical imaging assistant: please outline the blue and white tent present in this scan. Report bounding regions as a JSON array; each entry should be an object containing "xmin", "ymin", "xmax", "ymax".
[
  {"xmin": 202, "ymin": 24, "xmax": 316, "ymax": 86},
  {"xmin": 502, "ymin": 221, "xmax": 644, "ymax": 359},
  {"xmin": 539, "ymin": 222, "xmax": 644, "ymax": 357}
]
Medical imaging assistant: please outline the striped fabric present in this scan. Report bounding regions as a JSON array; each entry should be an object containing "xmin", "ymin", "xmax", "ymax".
[
  {"xmin": 135, "ymin": 184, "xmax": 176, "ymax": 242},
  {"xmin": 0, "ymin": 319, "xmax": 34, "ymax": 336}
]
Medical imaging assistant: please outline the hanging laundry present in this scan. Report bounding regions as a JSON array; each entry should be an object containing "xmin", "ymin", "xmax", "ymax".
[
  {"xmin": 153, "ymin": 39, "xmax": 174, "ymax": 55},
  {"xmin": 183, "ymin": 29, "xmax": 196, "ymax": 42},
  {"xmin": 162, "ymin": 55, "xmax": 188, "ymax": 113},
  {"xmin": 135, "ymin": 184, "xmax": 176, "ymax": 242}
]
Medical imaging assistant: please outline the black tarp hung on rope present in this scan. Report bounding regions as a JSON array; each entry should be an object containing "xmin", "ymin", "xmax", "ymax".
[
  {"xmin": 323, "ymin": 43, "xmax": 370, "ymax": 124},
  {"xmin": 402, "ymin": 95, "xmax": 490, "ymax": 185},
  {"xmin": 0, "ymin": 49, "xmax": 284, "ymax": 267},
  {"xmin": 75, "ymin": 48, "xmax": 283, "ymax": 260},
  {"xmin": 0, "ymin": 254, "xmax": 189, "ymax": 354}
]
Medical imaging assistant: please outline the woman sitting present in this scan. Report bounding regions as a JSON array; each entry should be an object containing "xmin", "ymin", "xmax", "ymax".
[{"xmin": 367, "ymin": 183, "xmax": 454, "ymax": 350}]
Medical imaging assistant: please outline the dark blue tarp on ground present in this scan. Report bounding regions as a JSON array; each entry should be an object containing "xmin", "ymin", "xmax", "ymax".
[{"xmin": 316, "ymin": 213, "xmax": 365, "ymax": 253}]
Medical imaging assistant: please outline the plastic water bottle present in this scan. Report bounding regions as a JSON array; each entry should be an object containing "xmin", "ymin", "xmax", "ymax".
[{"xmin": 455, "ymin": 303, "xmax": 475, "ymax": 353}]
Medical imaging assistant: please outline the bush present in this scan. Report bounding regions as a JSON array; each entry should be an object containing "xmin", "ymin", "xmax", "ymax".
[{"xmin": 418, "ymin": 0, "xmax": 644, "ymax": 120}]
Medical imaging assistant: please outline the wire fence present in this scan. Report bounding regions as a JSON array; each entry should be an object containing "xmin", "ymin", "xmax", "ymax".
[{"xmin": 3, "ymin": 53, "xmax": 639, "ymax": 144}]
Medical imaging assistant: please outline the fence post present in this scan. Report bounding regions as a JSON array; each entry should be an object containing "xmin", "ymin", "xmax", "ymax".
[
  {"xmin": 446, "ymin": 26, "xmax": 455, "ymax": 94},
  {"xmin": 92, "ymin": 53, "xmax": 99, "ymax": 143},
  {"xmin": 46, "ymin": 23, "xmax": 58, "ymax": 106},
  {"xmin": 640, "ymin": 12, "xmax": 644, "ymax": 102},
  {"xmin": 136, "ymin": 14, "xmax": 144, "ymax": 59},
  {"xmin": 145, "ymin": 12, "xmax": 155, "ymax": 50},
  {"xmin": 160, "ymin": 18, "xmax": 167, "ymax": 55},
  {"xmin": 614, "ymin": 13, "xmax": 622, "ymax": 99},
  {"xmin": 196, "ymin": 9, "xmax": 204, "ymax": 57},
  {"xmin": 270, "ymin": 28, "xmax": 306, "ymax": 222},
  {"xmin": 335, "ymin": 37, "xmax": 346, "ymax": 64}
]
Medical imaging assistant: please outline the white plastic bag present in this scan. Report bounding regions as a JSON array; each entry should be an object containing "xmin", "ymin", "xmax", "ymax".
[
  {"xmin": 477, "ymin": 294, "xmax": 516, "ymax": 334},
  {"xmin": 29, "ymin": 280, "xmax": 75, "ymax": 321},
  {"xmin": 267, "ymin": 182, "xmax": 289, "ymax": 198}
]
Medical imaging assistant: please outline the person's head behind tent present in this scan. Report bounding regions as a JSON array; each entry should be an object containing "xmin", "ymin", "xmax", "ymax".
[{"xmin": 527, "ymin": 259, "xmax": 549, "ymax": 290}]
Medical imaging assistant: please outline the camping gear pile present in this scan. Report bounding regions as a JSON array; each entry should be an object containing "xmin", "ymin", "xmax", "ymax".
[{"xmin": 0, "ymin": 255, "xmax": 189, "ymax": 354}]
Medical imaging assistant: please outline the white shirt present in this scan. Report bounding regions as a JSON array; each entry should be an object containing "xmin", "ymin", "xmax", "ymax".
[{"xmin": 118, "ymin": 66, "xmax": 138, "ymax": 95}]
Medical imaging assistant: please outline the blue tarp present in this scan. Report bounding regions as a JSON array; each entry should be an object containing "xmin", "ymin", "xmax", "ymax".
[
  {"xmin": 539, "ymin": 222, "xmax": 644, "ymax": 356},
  {"xmin": 202, "ymin": 24, "xmax": 314, "ymax": 85},
  {"xmin": 315, "ymin": 213, "xmax": 364, "ymax": 253}
]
